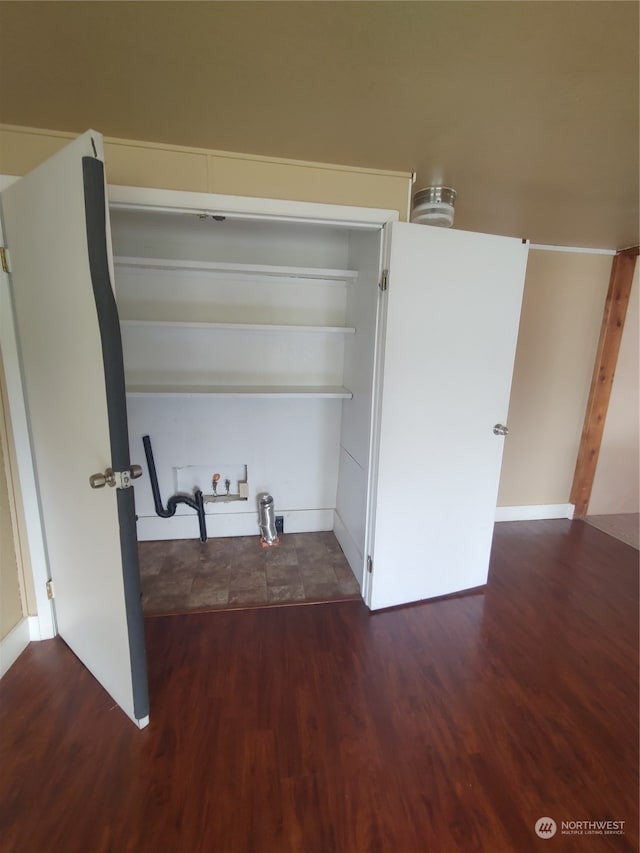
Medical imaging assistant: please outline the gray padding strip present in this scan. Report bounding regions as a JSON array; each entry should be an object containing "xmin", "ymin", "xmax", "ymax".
[{"xmin": 82, "ymin": 155, "xmax": 149, "ymax": 722}]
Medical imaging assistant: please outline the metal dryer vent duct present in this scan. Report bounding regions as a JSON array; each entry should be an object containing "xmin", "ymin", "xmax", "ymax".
[
  {"xmin": 411, "ymin": 186, "xmax": 456, "ymax": 228},
  {"xmin": 258, "ymin": 493, "xmax": 278, "ymax": 545}
]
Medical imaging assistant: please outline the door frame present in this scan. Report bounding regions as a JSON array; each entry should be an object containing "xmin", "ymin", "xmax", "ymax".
[
  {"xmin": 0, "ymin": 174, "xmax": 54, "ymax": 640},
  {"xmin": 107, "ymin": 184, "xmax": 399, "ymax": 229},
  {"xmin": 1, "ymin": 177, "xmax": 399, "ymax": 631}
]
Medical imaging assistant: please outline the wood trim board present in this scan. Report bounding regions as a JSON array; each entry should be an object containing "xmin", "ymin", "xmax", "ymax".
[{"xmin": 570, "ymin": 247, "xmax": 639, "ymax": 516}]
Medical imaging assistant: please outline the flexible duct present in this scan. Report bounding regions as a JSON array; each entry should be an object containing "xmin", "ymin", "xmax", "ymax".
[{"xmin": 258, "ymin": 493, "xmax": 277, "ymax": 545}]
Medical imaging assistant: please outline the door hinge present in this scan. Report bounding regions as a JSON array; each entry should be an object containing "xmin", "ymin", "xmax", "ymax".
[
  {"xmin": 0, "ymin": 247, "xmax": 10, "ymax": 273},
  {"xmin": 379, "ymin": 270, "xmax": 388, "ymax": 292},
  {"xmin": 45, "ymin": 579, "xmax": 55, "ymax": 600},
  {"xmin": 367, "ymin": 555, "xmax": 373, "ymax": 574}
]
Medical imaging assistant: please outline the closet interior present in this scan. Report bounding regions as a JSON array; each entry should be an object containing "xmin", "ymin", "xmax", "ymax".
[{"xmin": 109, "ymin": 206, "xmax": 384, "ymax": 612}]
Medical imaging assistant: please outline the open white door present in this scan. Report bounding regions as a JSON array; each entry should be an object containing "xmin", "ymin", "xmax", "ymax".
[
  {"xmin": 0, "ymin": 132, "xmax": 149, "ymax": 726},
  {"xmin": 368, "ymin": 222, "xmax": 528, "ymax": 610}
]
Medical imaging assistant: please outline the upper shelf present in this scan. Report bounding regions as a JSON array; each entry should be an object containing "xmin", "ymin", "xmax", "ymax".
[
  {"xmin": 113, "ymin": 256, "xmax": 358, "ymax": 286},
  {"xmin": 120, "ymin": 319, "xmax": 356, "ymax": 335},
  {"xmin": 125, "ymin": 384, "xmax": 353, "ymax": 399}
]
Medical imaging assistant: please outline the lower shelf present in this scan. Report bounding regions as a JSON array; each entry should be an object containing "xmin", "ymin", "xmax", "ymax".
[
  {"xmin": 203, "ymin": 494, "xmax": 247, "ymax": 504},
  {"xmin": 125, "ymin": 384, "xmax": 353, "ymax": 399}
]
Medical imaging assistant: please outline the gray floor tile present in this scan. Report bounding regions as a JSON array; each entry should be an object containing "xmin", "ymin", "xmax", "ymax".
[
  {"xmin": 267, "ymin": 583, "xmax": 306, "ymax": 603},
  {"xmin": 229, "ymin": 584, "xmax": 268, "ymax": 606},
  {"xmin": 140, "ymin": 532, "xmax": 360, "ymax": 614}
]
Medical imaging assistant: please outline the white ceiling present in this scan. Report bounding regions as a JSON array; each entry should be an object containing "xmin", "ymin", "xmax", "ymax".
[{"xmin": 0, "ymin": 1, "xmax": 638, "ymax": 249}]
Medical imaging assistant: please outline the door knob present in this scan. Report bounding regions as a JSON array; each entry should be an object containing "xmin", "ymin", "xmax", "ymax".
[
  {"xmin": 89, "ymin": 471, "xmax": 109, "ymax": 489},
  {"xmin": 493, "ymin": 424, "xmax": 509, "ymax": 436},
  {"xmin": 89, "ymin": 465, "xmax": 143, "ymax": 489}
]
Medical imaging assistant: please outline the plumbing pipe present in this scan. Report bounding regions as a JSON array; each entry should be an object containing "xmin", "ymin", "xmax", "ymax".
[{"xmin": 142, "ymin": 435, "xmax": 207, "ymax": 542}]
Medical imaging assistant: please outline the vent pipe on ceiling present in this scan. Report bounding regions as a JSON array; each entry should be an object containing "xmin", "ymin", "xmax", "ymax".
[{"xmin": 411, "ymin": 186, "xmax": 456, "ymax": 228}]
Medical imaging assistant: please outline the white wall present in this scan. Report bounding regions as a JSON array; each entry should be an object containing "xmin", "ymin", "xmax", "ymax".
[
  {"xmin": 129, "ymin": 396, "xmax": 342, "ymax": 539},
  {"xmin": 113, "ymin": 208, "xmax": 367, "ymax": 540}
]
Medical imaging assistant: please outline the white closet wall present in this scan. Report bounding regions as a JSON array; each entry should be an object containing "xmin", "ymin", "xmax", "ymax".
[
  {"xmin": 110, "ymin": 209, "xmax": 381, "ymax": 547},
  {"xmin": 334, "ymin": 230, "xmax": 384, "ymax": 584}
]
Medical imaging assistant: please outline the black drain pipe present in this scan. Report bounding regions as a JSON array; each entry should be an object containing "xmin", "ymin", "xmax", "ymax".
[{"xmin": 142, "ymin": 435, "xmax": 207, "ymax": 542}]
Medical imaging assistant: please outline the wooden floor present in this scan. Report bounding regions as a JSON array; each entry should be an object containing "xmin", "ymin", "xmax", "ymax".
[{"xmin": 1, "ymin": 520, "xmax": 638, "ymax": 852}]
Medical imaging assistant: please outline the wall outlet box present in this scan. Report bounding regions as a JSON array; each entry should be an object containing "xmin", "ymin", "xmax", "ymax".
[{"xmin": 238, "ymin": 481, "xmax": 249, "ymax": 499}]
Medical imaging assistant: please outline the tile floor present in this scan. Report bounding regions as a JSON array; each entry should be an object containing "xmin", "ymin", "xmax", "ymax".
[{"xmin": 138, "ymin": 531, "xmax": 361, "ymax": 615}]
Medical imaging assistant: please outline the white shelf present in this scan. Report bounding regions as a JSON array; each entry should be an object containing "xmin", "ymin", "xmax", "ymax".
[
  {"xmin": 203, "ymin": 494, "xmax": 247, "ymax": 504},
  {"xmin": 114, "ymin": 256, "xmax": 358, "ymax": 286},
  {"xmin": 120, "ymin": 319, "xmax": 356, "ymax": 335},
  {"xmin": 125, "ymin": 384, "xmax": 353, "ymax": 399}
]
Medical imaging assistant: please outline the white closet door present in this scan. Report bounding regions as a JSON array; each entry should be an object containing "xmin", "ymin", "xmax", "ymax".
[
  {"xmin": 0, "ymin": 131, "xmax": 149, "ymax": 726},
  {"xmin": 369, "ymin": 222, "xmax": 528, "ymax": 610}
]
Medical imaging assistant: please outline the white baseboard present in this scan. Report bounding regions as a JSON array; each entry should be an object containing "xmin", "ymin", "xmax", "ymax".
[
  {"xmin": 0, "ymin": 618, "xmax": 30, "ymax": 678},
  {"xmin": 333, "ymin": 510, "xmax": 364, "ymax": 588},
  {"xmin": 28, "ymin": 615, "xmax": 42, "ymax": 641},
  {"xmin": 495, "ymin": 503, "xmax": 575, "ymax": 522},
  {"xmin": 136, "ymin": 508, "xmax": 334, "ymax": 541}
]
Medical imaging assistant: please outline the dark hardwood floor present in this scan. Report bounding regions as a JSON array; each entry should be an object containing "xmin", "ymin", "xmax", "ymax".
[{"xmin": 1, "ymin": 520, "xmax": 638, "ymax": 852}]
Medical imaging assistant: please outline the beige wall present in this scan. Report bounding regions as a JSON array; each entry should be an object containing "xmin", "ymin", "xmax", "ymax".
[
  {"xmin": 498, "ymin": 250, "xmax": 612, "ymax": 506},
  {"xmin": 0, "ymin": 447, "xmax": 23, "ymax": 639},
  {"xmin": 0, "ymin": 356, "xmax": 26, "ymax": 640},
  {"xmin": 588, "ymin": 263, "xmax": 639, "ymax": 514},
  {"xmin": 0, "ymin": 125, "xmax": 411, "ymax": 217}
]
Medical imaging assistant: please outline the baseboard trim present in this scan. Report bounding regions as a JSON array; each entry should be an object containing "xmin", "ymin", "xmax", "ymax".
[
  {"xmin": 495, "ymin": 503, "xmax": 575, "ymax": 522},
  {"xmin": 0, "ymin": 618, "xmax": 30, "ymax": 678},
  {"xmin": 136, "ymin": 508, "xmax": 334, "ymax": 541},
  {"xmin": 28, "ymin": 615, "xmax": 42, "ymax": 641}
]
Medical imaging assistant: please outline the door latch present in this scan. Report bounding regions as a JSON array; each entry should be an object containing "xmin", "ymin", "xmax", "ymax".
[{"xmin": 89, "ymin": 465, "xmax": 143, "ymax": 489}]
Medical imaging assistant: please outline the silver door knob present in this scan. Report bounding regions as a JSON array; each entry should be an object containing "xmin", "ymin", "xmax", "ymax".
[
  {"xmin": 89, "ymin": 471, "xmax": 108, "ymax": 489},
  {"xmin": 493, "ymin": 424, "xmax": 509, "ymax": 436}
]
